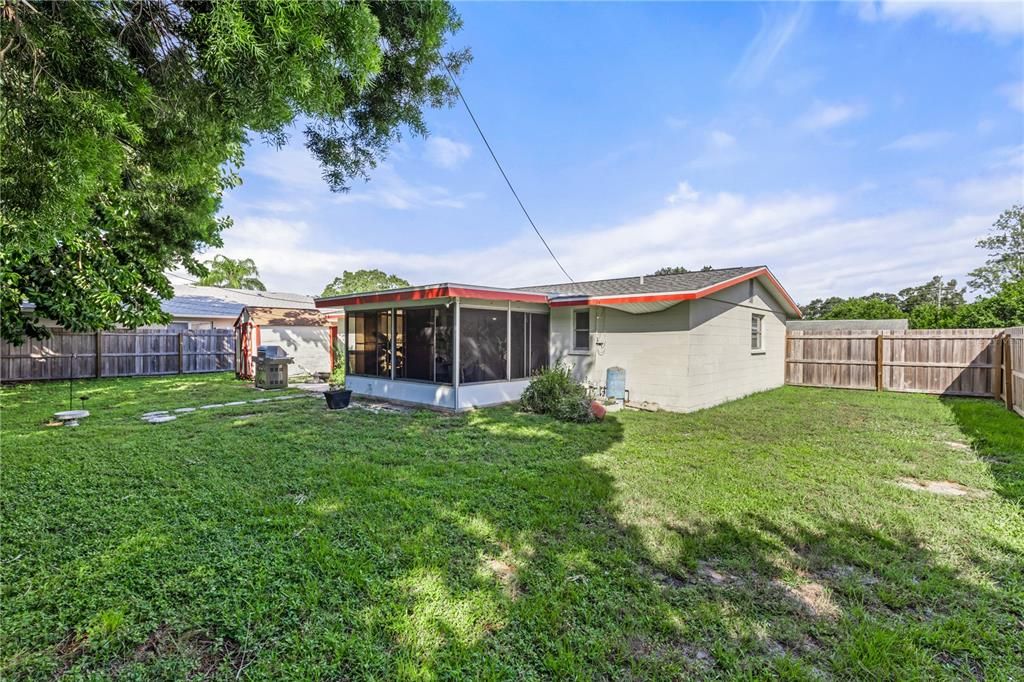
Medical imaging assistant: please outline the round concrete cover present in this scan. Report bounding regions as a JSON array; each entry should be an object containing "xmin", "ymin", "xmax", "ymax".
[{"xmin": 54, "ymin": 410, "xmax": 90, "ymax": 420}]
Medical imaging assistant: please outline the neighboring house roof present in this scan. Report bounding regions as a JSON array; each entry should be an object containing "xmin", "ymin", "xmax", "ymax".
[
  {"xmin": 163, "ymin": 284, "xmax": 314, "ymax": 319},
  {"xmin": 236, "ymin": 306, "xmax": 331, "ymax": 327},
  {"xmin": 315, "ymin": 266, "xmax": 802, "ymax": 318},
  {"xmin": 787, "ymin": 318, "xmax": 909, "ymax": 331}
]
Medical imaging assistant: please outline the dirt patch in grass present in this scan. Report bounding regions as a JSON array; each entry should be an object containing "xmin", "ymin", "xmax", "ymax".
[
  {"xmin": 483, "ymin": 557, "xmax": 521, "ymax": 599},
  {"xmin": 774, "ymin": 579, "xmax": 840, "ymax": 619},
  {"xmin": 896, "ymin": 478, "xmax": 988, "ymax": 497},
  {"xmin": 108, "ymin": 626, "xmax": 246, "ymax": 679},
  {"xmin": 628, "ymin": 635, "xmax": 715, "ymax": 671},
  {"xmin": 53, "ymin": 631, "xmax": 88, "ymax": 677},
  {"xmin": 942, "ymin": 441, "xmax": 971, "ymax": 451}
]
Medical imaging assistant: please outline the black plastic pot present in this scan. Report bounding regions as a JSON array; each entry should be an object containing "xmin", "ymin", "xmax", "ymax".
[{"xmin": 324, "ymin": 389, "xmax": 352, "ymax": 410}]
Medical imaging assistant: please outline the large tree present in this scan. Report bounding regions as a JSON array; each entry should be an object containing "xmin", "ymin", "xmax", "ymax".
[
  {"xmin": 968, "ymin": 204, "xmax": 1024, "ymax": 294},
  {"xmin": 197, "ymin": 255, "xmax": 265, "ymax": 291},
  {"xmin": 321, "ymin": 269, "xmax": 410, "ymax": 297},
  {"xmin": 1, "ymin": 0, "xmax": 468, "ymax": 344},
  {"xmin": 822, "ymin": 297, "xmax": 905, "ymax": 321}
]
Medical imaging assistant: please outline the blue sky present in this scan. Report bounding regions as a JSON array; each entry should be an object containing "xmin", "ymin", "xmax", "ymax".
[{"xmin": 210, "ymin": 1, "xmax": 1024, "ymax": 303}]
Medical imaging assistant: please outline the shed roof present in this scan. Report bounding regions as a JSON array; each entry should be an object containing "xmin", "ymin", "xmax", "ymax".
[{"xmin": 238, "ymin": 307, "xmax": 331, "ymax": 327}]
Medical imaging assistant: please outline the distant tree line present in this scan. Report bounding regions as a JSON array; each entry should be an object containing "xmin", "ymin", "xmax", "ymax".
[{"xmin": 802, "ymin": 205, "xmax": 1023, "ymax": 329}]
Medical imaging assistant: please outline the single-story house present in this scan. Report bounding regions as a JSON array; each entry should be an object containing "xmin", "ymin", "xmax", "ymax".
[
  {"xmin": 314, "ymin": 266, "xmax": 802, "ymax": 412},
  {"xmin": 162, "ymin": 284, "xmax": 317, "ymax": 330},
  {"xmin": 234, "ymin": 306, "xmax": 338, "ymax": 380}
]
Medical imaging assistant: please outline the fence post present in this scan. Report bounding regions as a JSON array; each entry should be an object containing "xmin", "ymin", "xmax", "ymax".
[
  {"xmin": 1005, "ymin": 334, "xmax": 1014, "ymax": 411},
  {"xmin": 994, "ymin": 334, "xmax": 1004, "ymax": 401},
  {"xmin": 875, "ymin": 334, "xmax": 884, "ymax": 391},
  {"xmin": 178, "ymin": 332, "xmax": 185, "ymax": 374},
  {"xmin": 95, "ymin": 331, "xmax": 103, "ymax": 378}
]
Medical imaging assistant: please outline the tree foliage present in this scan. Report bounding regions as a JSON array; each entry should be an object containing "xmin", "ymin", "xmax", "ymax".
[
  {"xmin": 649, "ymin": 265, "xmax": 713, "ymax": 276},
  {"xmin": 1, "ymin": 0, "xmax": 468, "ymax": 344},
  {"xmin": 821, "ymin": 297, "xmax": 905, "ymax": 321},
  {"xmin": 968, "ymin": 204, "xmax": 1024, "ymax": 294},
  {"xmin": 320, "ymin": 269, "xmax": 410, "ymax": 297},
  {"xmin": 197, "ymin": 255, "xmax": 265, "ymax": 291}
]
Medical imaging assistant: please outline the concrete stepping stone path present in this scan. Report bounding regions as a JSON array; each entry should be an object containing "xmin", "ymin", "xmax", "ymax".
[{"xmin": 137, "ymin": 392, "xmax": 314, "ymax": 423}]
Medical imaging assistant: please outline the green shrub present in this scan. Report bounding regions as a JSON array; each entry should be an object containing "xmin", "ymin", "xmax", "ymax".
[{"xmin": 520, "ymin": 365, "xmax": 594, "ymax": 422}]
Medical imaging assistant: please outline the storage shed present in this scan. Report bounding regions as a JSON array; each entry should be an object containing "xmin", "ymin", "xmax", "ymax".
[{"xmin": 234, "ymin": 306, "xmax": 338, "ymax": 380}]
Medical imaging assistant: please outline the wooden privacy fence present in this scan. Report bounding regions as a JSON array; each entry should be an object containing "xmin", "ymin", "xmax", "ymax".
[
  {"xmin": 786, "ymin": 328, "xmax": 1022, "ymax": 416},
  {"xmin": 0, "ymin": 329, "xmax": 235, "ymax": 382}
]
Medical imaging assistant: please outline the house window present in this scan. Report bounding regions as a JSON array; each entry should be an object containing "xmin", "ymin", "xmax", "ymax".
[
  {"xmin": 460, "ymin": 308, "xmax": 507, "ymax": 383},
  {"xmin": 347, "ymin": 310, "xmax": 393, "ymax": 376},
  {"xmin": 573, "ymin": 309, "xmax": 590, "ymax": 351},
  {"xmin": 751, "ymin": 313, "xmax": 764, "ymax": 351},
  {"xmin": 393, "ymin": 306, "xmax": 452, "ymax": 383},
  {"xmin": 510, "ymin": 311, "xmax": 551, "ymax": 380}
]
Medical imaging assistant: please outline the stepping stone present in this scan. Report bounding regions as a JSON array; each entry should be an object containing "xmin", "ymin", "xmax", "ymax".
[
  {"xmin": 173, "ymin": 407, "xmax": 196, "ymax": 413},
  {"xmin": 896, "ymin": 478, "xmax": 987, "ymax": 497},
  {"xmin": 199, "ymin": 404, "xmax": 224, "ymax": 410},
  {"xmin": 223, "ymin": 401, "xmax": 246, "ymax": 406},
  {"xmin": 141, "ymin": 411, "xmax": 168, "ymax": 418},
  {"xmin": 55, "ymin": 410, "xmax": 90, "ymax": 421},
  {"xmin": 250, "ymin": 398, "xmax": 272, "ymax": 403},
  {"xmin": 145, "ymin": 415, "xmax": 177, "ymax": 424}
]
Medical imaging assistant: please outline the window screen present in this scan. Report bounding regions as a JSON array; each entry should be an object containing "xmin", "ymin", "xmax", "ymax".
[
  {"xmin": 573, "ymin": 310, "xmax": 590, "ymax": 351},
  {"xmin": 460, "ymin": 308, "xmax": 507, "ymax": 383},
  {"xmin": 510, "ymin": 311, "xmax": 528, "ymax": 379},
  {"xmin": 347, "ymin": 310, "xmax": 392, "ymax": 376},
  {"xmin": 751, "ymin": 313, "xmax": 764, "ymax": 351},
  {"xmin": 393, "ymin": 306, "xmax": 452, "ymax": 383},
  {"xmin": 529, "ymin": 313, "xmax": 549, "ymax": 374}
]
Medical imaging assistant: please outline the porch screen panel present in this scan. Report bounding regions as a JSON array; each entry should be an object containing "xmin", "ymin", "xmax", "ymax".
[
  {"xmin": 510, "ymin": 311, "xmax": 528, "ymax": 379},
  {"xmin": 460, "ymin": 308, "xmax": 507, "ymax": 383},
  {"xmin": 347, "ymin": 310, "xmax": 392, "ymax": 376},
  {"xmin": 434, "ymin": 306, "xmax": 453, "ymax": 383},
  {"xmin": 398, "ymin": 307, "xmax": 435, "ymax": 381},
  {"xmin": 528, "ymin": 313, "xmax": 550, "ymax": 375}
]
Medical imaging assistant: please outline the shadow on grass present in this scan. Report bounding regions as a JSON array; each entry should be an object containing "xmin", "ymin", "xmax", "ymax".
[
  {"xmin": 4, "ymin": 395, "xmax": 1023, "ymax": 679},
  {"xmin": 943, "ymin": 396, "xmax": 1024, "ymax": 504}
]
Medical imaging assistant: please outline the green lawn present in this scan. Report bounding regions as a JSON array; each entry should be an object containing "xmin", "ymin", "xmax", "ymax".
[{"xmin": 2, "ymin": 374, "xmax": 1022, "ymax": 680}]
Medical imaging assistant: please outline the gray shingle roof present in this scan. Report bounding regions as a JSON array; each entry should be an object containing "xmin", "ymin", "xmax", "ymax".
[
  {"xmin": 517, "ymin": 266, "xmax": 763, "ymax": 298},
  {"xmin": 162, "ymin": 285, "xmax": 314, "ymax": 319}
]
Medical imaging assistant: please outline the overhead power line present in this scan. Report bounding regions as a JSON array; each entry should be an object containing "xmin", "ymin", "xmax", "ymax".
[{"xmin": 443, "ymin": 62, "xmax": 574, "ymax": 282}]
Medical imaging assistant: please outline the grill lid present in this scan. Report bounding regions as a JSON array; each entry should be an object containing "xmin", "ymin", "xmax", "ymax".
[{"xmin": 256, "ymin": 345, "xmax": 289, "ymax": 359}]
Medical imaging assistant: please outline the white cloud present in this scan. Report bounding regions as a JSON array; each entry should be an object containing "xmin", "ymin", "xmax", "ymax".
[
  {"xmin": 246, "ymin": 145, "xmax": 478, "ymax": 211},
  {"xmin": 709, "ymin": 130, "xmax": 737, "ymax": 149},
  {"xmin": 857, "ymin": 0, "xmax": 1024, "ymax": 36},
  {"xmin": 666, "ymin": 182, "xmax": 700, "ymax": 204},
  {"xmin": 333, "ymin": 165, "xmax": 482, "ymax": 210},
  {"xmin": 1000, "ymin": 81, "xmax": 1024, "ymax": 112},
  {"xmin": 730, "ymin": 4, "xmax": 811, "ymax": 88},
  {"xmin": 664, "ymin": 116, "xmax": 689, "ymax": 130},
  {"xmin": 687, "ymin": 129, "xmax": 741, "ymax": 169},
  {"xmin": 424, "ymin": 136, "xmax": 472, "ymax": 169},
  {"xmin": 217, "ymin": 168, "xmax": 1022, "ymax": 302},
  {"xmin": 882, "ymin": 130, "xmax": 952, "ymax": 150},
  {"xmin": 797, "ymin": 102, "xmax": 865, "ymax": 131}
]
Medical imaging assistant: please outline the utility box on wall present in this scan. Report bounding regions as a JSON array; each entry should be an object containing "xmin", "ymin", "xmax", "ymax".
[{"xmin": 606, "ymin": 366, "xmax": 626, "ymax": 400}]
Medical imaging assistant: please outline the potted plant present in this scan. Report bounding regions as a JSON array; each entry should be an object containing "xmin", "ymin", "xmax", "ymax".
[{"xmin": 323, "ymin": 370, "xmax": 352, "ymax": 410}]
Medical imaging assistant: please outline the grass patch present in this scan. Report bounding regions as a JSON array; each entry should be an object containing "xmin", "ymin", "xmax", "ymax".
[{"xmin": 2, "ymin": 375, "xmax": 1022, "ymax": 679}]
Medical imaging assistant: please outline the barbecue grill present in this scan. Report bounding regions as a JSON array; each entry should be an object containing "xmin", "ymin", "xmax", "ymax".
[{"xmin": 253, "ymin": 345, "xmax": 293, "ymax": 389}]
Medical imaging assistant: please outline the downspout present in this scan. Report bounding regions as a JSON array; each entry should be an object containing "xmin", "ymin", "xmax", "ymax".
[{"xmin": 506, "ymin": 300, "xmax": 512, "ymax": 381}]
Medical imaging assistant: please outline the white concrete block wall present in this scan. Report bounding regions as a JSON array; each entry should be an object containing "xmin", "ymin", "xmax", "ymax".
[
  {"xmin": 551, "ymin": 303, "xmax": 694, "ymax": 411},
  {"xmin": 683, "ymin": 279, "xmax": 787, "ymax": 411},
  {"xmin": 258, "ymin": 326, "xmax": 332, "ymax": 377}
]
